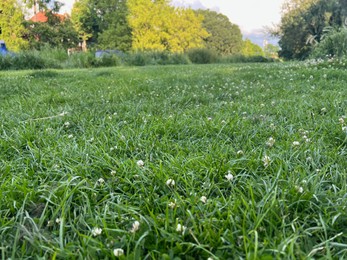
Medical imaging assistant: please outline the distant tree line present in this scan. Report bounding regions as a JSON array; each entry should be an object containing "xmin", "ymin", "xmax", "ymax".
[{"xmin": 0, "ymin": 0, "xmax": 272, "ymax": 57}]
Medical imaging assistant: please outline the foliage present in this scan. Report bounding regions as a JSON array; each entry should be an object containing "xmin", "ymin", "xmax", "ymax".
[
  {"xmin": 276, "ymin": 0, "xmax": 347, "ymax": 60},
  {"xmin": 1, "ymin": 63, "xmax": 347, "ymax": 258},
  {"xmin": 91, "ymin": 0, "xmax": 131, "ymax": 51},
  {"xmin": 264, "ymin": 43, "xmax": 280, "ymax": 59},
  {"xmin": 310, "ymin": 28, "xmax": 347, "ymax": 58},
  {"xmin": 0, "ymin": 0, "xmax": 28, "ymax": 51},
  {"xmin": 195, "ymin": 9, "xmax": 243, "ymax": 55},
  {"xmin": 70, "ymin": 0, "xmax": 96, "ymax": 49},
  {"xmin": 187, "ymin": 48, "xmax": 218, "ymax": 64},
  {"xmin": 24, "ymin": 15, "xmax": 79, "ymax": 50},
  {"xmin": 242, "ymin": 39, "xmax": 264, "ymax": 56},
  {"xmin": 127, "ymin": 0, "xmax": 208, "ymax": 52}
]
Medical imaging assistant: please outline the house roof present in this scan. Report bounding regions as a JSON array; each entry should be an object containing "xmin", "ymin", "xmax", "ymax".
[{"xmin": 30, "ymin": 11, "xmax": 67, "ymax": 23}]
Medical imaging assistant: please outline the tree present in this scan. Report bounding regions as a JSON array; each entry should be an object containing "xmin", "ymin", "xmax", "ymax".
[
  {"xmin": 93, "ymin": 0, "xmax": 132, "ymax": 51},
  {"xmin": 127, "ymin": 0, "xmax": 208, "ymax": 52},
  {"xmin": 71, "ymin": 0, "xmax": 97, "ymax": 50},
  {"xmin": 195, "ymin": 9, "xmax": 243, "ymax": 55},
  {"xmin": 24, "ymin": 10, "xmax": 78, "ymax": 49},
  {"xmin": 275, "ymin": 0, "xmax": 344, "ymax": 59},
  {"xmin": 0, "ymin": 0, "xmax": 28, "ymax": 51},
  {"xmin": 242, "ymin": 39, "xmax": 264, "ymax": 56}
]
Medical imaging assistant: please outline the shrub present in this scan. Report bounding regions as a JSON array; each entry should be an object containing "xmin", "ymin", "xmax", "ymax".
[
  {"xmin": 311, "ymin": 28, "xmax": 347, "ymax": 58},
  {"xmin": 187, "ymin": 48, "xmax": 218, "ymax": 64}
]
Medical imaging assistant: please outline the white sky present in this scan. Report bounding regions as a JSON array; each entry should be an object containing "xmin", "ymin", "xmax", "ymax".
[{"xmin": 59, "ymin": 0, "xmax": 285, "ymax": 34}]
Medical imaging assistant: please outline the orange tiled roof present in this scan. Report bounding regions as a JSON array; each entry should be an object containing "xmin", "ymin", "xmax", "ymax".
[{"xmin": 30, "ymin": 11, "xmax": 67, "ymax": 23}]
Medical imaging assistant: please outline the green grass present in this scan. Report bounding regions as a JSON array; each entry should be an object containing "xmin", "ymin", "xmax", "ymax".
[{"xmin": 1, "ymin": 63, "xmax": 347, "ymax": 259}]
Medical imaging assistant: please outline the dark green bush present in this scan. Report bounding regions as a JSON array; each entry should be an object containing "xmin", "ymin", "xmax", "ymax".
[
  {"xmin": 187, "ymin": 48, "xmax": 218, "ymax": 64},
  {"xmin": 311, "ymin": 28, "xmax": 347, "ymax": 58}
]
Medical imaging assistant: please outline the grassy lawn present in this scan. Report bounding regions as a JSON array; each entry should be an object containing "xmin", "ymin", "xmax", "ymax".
[{"xmin": 1, "ymin": 63, "xmax": 347, "ymax": 259}]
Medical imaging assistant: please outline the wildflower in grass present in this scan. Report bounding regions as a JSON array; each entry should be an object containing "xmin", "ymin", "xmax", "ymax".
[
  {"xmin": 92, "ymin": 227, "xmax": 102, "ymax": 236},
  {"xmin": 130, "ymin": 220, "xmax": 140, "ymax": 233},
  {"xmin": 166, "ymin": 179, "xmax": 175, "ymax": 187},
  {"xmin": 207, "ymin": 117, "xmax": 212, "ymax": 121},
  {"xmin": 87, "ymin": 137, "xmax": 94, "ymax": 142},
  {"xmin": 237, "ymin": 150, "xmax": 244, "ymax": 156},
  {"xmin": 113, "ymin": 248, "xmax": 124, "ymax": 257},
  {"xmin": 292, "ymin": 141, "xmax": 300, "ymax": 146},
  {"xmin": 266, "ymin": 137, "xmax": 275, "ymax": 147},
  {"xmin": 262, "ymin": 155, "xmax": 271, "ymax": 167},
  {"xmin": 225, "ymin": 171, "xmax": 234, "ymax": 181},
  {"xmin": 321, "ymin": 107, "xmax": 327, "ymax": 114},
  {"xmin": 56, "ymin": 218, "xmax": 61, "ymax": 224},
  {"xmin": 64, "ymin": 121, "xmax": 70, "ymax": 128},
  {"xmin": 110, "ymin": 146, "xmax": 117, "ymax": 151},
  {"xmin": 110, "ymin": 170, "xmax": 116, "ymax": 176},
  {"xmin": 137, "ymin": 160, "xmax": 144, "ymax": 167},
  {"xmin": 343, "ymin": 126, "xmax": 347, "ymax": 133},
  {"xmin": 98, "ymin": 178, "xmax": 105, "ymax": 185},
  {"xmin": 302, "ymin": 135, "xmax": 310, "ymax": 143},
  {"xmin": 176, "ymin": 224, "xmax": 186, "ymax": 234},
  {"xmin": 168, "ymin": 201, "xmax": 177, "ymax": 209},
  {"xmin": 339, "ymin": 117, "xmax": 345, "ymax": 124},
  {"xmin": 296, "ymin": 186, "xmax": 304, "ymax": 194},
  {"xmin": 68, "ymin": 134, "xmax": 73, "ymax": 139},
  {"xmin": 200, "ymin": 196, "xmax": 207, "ymax": 204}
]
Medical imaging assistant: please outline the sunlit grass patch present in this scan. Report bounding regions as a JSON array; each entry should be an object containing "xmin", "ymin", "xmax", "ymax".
[{"xmin": 1, "ymin": 63, "xmax": 347, "ymax": 259}]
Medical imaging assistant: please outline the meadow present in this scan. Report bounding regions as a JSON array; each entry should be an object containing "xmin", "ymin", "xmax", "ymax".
[{"xmin": 1, "ymin": 62, "xmax": 347, "ymax": 259}]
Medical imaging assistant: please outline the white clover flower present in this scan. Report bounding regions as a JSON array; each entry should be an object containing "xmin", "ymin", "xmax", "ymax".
[
  {"xmin": 113, "ymin": 248, "xmax": 124, "ymax": 257},
  {"xmin": 292, "ymin": 141, "xmax": 300, "ymax": 146},
  {"xmin": 266, "ymin": 137, "xmax": 275, "ymax": 147},
  {"xmin": 237, "ymin": 150, "xmax": 244, "ymax": 156},
  {"xmin": 110, "ymin": 170, "xmax": 116, "ymax": 176},
  {"xmin": 262, "ymin": 155, "xmax": 271, "ymax": 167},
  {"xmin": 130, "ymin": 221, "xmax": 140, "ymax": 233},
  {"xmin": 200, "ymin": 196, "xmax": 207, "ymax": 204},
  {"xmin": 98, "ymin": 178, "xmax": 105, "ymax": 184},
  {"xmin": 225, "ymin": 171, "xmax": 234, "ymax": 181},
  {"xmin": 64, "ymin": 121, "xmax": 70, "ymax": 127},
  {"xmin": 168, "ymin": 201, "xmax": 177, "ymax": 209},
  {"xmin": 343, "ymin": 126, "xmax": 347, "ymax": 133},
  {"xmin": 321, "ymin": 107, "xmax": 327, "ymax": 113},
  {"xmin": 207, "ymin": 117, "xmax": 212, "ymax": 121},
  {"xmin": 55, "ymin": 218, "xmax": 61, "ymax": 224},
  {"xmin": 166, "ymin": 179, "xmax": 175, "ymax": 187},
  {"xmin": 176, "ymin": 224, "xmax": 187, "ymax": 234},
  {"xmin": 67, "ymin": 134, "xmax": 73, "ymax": 139},
  {"xmin": 296, "ymin": 186, "xmax": 304, "ymax": 194},
  {"xmin": 339, "ymin": 117, "xmax": 345, "ymax": 124},
  {"xmin": 136, "ymin": 160, "xmax": 144, "ymax": 167},
  {"xmin": 92, "ymin": 227, "xmax": 102, "ymax": 236}
]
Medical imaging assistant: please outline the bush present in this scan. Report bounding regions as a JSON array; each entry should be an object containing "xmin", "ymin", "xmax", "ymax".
[
  {"xmin": 311, "ymin": 28, "xmax": 347, "ymax": 58},
  {"xmin": 187, "ymin": 48, "xmax": 218, "ymax": 64},
  {"xmin": 219, "ymin": 54, "xmax": 277, "ymax": 63}
]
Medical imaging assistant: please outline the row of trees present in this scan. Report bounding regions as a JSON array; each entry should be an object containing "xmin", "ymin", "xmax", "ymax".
[
  {"xmin": 275, "ymin": 0, "xmax": 347, "ymax": 59},
  {"xmin": 0, "ymin": 0, "xmax": 269, "ymax": 57}
]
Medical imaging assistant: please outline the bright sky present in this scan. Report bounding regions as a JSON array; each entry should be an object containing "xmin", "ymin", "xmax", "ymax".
[{"xmin": 59, "ymin": 0, "xmax": 285, "ymax": 34}]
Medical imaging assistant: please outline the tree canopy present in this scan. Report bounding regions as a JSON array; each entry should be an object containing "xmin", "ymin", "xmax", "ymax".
[
  {"xmin": 127, "ymin": 0, "xmax": 208, "ymax": 52},
  {"xmin": 276, "ymin": 0, "xmax": 347, "ymax": 59},
  {"xmin": 0, "ymin": 0, "xmax": 28, "ymax": 51},
  {"xmin": 195, "ymin": 9, "xmax": 243, "ymax": 55}
]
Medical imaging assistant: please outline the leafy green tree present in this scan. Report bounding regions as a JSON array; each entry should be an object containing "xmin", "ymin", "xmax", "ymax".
[
  {"xmin": 24, "ymin": 11, "xmax": 78, "ymax": 50},
  {"xmin": 264, "ymin": 43, "xmax": 280, "ymax": 58},
  {"xmin": 242, "ymin": 39, "xmax": 264, "ymax": 56},
  {"xmin": 276, "ymin": 0, "xmax": 345, "ymax": 59},
  {"xmin": 93, "ymin": 0, "xmax": 131, "ymax": 51},
  {"xmin": 0, "ymin": 0, "xmax": 28, "ymax": 51},
  {"xmin": 195, "ymin": 9, "xmax": 243, "ymax": 55},
  {"xmin": 88, "ymin": 0, "xmax": 132, "ymax": 51},
  {"xmin": 127, "ymin": 0, "xmax": 208, "ymax": 52},
  {"xmin": 71, "ymin": 0, "xmax": 98, "ymax": 50}
]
